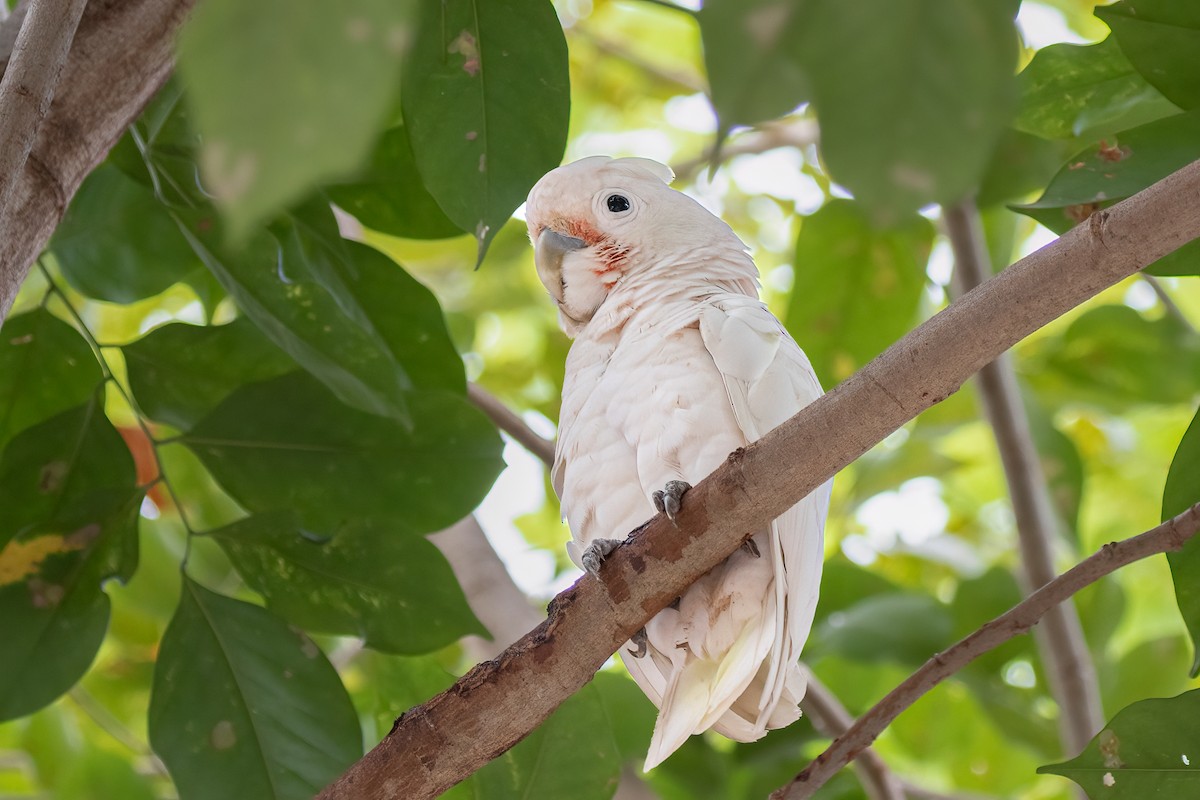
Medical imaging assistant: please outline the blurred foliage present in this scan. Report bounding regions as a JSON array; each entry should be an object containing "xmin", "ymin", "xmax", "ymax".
[{"xmin": 0, "ymin": 1, "xmax": 1199, "ymax": 799}]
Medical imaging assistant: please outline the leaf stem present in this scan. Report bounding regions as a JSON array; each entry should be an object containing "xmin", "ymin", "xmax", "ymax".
[{"xmin": 36, "ymin": 260, "xmax": 200, "ymax": 543}]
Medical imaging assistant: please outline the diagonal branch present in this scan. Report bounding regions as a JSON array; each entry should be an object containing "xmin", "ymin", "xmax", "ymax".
[
  {"xmin": 772, "ymin": 502, "xmax": 1200, "ymax": 799},
  {"xmin": 317, "ymin": 161, "xmax": 1200, "ymax": 800},
  {"xmin": 0, "ymin": 0, "xmax": 88, "ymax": 224},
  {"xmin": 944, "ymin": 198, "xmax": 1104, "ymax": 756},
  {"xmin": 466, "ymin": 382, "xmax": 555, "ymax": 467}
]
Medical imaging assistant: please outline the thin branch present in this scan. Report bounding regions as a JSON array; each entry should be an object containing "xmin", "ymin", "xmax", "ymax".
[
  {"xmin": 1142, "ymin": 273, "xmax": 1196, "ymax": 333},
  {"xmin": 0, "ymin": 0, "xmax": 87, "ymax": 227},
  {"xmin": 466, "ymin": 382, "xmax": 555, "ymax": 467},
  {"xmin": 317, "ymin": 162, "xmax": 1200, "ymax": 800},
  {"xmin": 801, "ymin": 671, "xmax": 906, "ymax": 800},
  {"xmin": 672, "ymin": 118, "xmax": 819, "ymax": 184},
  {"xmin": 773, "ymin": 502, "xmax": 1200, "ymax": 799},
  {"xmin": 944, "ymin": 198, "xmax": 1104, "ymax": 756}
]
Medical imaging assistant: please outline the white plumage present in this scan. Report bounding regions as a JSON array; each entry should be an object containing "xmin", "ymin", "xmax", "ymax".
[{"xmin": 525, "ymin": 156, "xmax": 831, "ymax": 770}]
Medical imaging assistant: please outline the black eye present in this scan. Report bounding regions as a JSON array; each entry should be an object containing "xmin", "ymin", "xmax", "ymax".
[{"xmin": 606, "ymin": 194, "xmax": 631, "ymax": 213}]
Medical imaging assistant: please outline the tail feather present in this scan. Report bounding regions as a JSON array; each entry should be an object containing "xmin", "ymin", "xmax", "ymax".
[{"xmin": 643, "ymin": 613, "xmax": 771, "ymax": 770}]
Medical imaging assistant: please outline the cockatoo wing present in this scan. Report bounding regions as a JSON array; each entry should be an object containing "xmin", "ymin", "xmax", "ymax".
[{"xmin": 696, "ymin": 296, "xmax": 831, "ymax": 733}]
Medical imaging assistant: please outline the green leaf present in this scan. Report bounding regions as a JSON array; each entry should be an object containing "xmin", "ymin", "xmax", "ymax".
[
  {"xmin": 1097, "ymin": 1, "xmax": 1200, "ymax": 110},
  {"xmin": 148, "ymin": 578, "xmax": 361, "ymax": 800},
  {"xmin": 1013, "ymin": 108, "xmax": 1200, "ymax": 276},
  {"xmin": 123, "ymin": 319, "xmax": 296, "ymax": 430},
  {"xmin": 697, "ymin": 0, "xmax": 810, "ymax": 141},
  {"xmin": 800, "ymin": 0, "xmax": 1017, "ymax": 220},
  {"xmin": 811, "ymin": 592, "xmax": 954, "ymax": 665},
  {"xmin": 1015, "ymin": 36, "xmax": 1180, "ymax": 141},
  {"xmin": 183, "ymin": 371, "xmax": 504, "ymax": 535},
  {"xmin": 1026, "ymin": 305, "xmax": 1200, "ymax": 410},
  {"xmin": 976, "ymin": 128, "xmax": 1073, "ymax": 208},
  {"xmin": 474, "ymin": 682, "xmax": 622, "ymax": 800},
  {"xmin": 50, "ymin": 165, "xmax": 204, "ymax": 303},
  {"xmin": 0, "ymin": 398, "xmax": 141, "ymax": 720},
  {"xmin": 326, "ymin": 123, "xmax": 464, "ymax": 239},
  {"xmin": 785, "ymin": 200, "xmax": 934, "ymax": 387},
  {"xmin": 592, "ymin": 671, "xmax": 657, "ymax": 765},
  {"xmin": 176, "ymin": 202, "xmax": 467, "ymax": 423},
  {"xmin": 210, "ymin": 511, "xmax": 485, "ymax": 654},
  {"xmin": 402, "ymin": 0, "xmax": 570, "ymax": 262},
  {"xmin": 175, "ymin": 0, "xmax": 415, "ymax": 238},
  {"xmin": 1164, "ymin": 407, "xmax": 1200, "ymax": 676},
  {"xmin": 1039, "ymin": 689, "xmax": 1200, "ymax": 796},
  {"xmin": 0, "ymin": 308, "xmax": 103, "ymax": 453}
]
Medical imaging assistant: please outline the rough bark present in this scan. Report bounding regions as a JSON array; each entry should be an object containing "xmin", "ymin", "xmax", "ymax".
[
  {"xmin": 317, "ymin": 161, "xmax": 1200, "ymax": 800},
  {"xmin": 0, "ymin": 0, "xmax": 197, "ymax": 322}
]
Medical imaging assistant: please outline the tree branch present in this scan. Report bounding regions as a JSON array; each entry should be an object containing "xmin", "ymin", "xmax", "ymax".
[
  {"xmin": 466, "ymin": 382, "xmax": 555, "ymax": 467},
  {"xmin": 772, "ymin": 502, "xmax": 1200, "ymax": 799},
  {"xmin": 317, "ymin": 159, "xmax": 1200, "ymax": 800},
  {"xmin": 0, "ymin": 0, "xmax": 87, "ymax": 226},
  {"xmin": 1142, "ymin": 273, "xmax": 1196, "ymax": 333},
  {"xmin": 944, "ymin": 199, "xmax": 1104, "ymax": 756},
  {"xmin": 672, "ymin": 118, "xmax": 819, "ymax": 184},
  {"xmin": 0, "ymin": 0, "xmax": 196, "ymax": 324}
]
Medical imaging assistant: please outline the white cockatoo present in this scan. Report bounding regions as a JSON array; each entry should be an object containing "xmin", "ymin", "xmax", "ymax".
[{"xmin": 525, "ymin": 156, "xmax": 831, "ymax": 770}]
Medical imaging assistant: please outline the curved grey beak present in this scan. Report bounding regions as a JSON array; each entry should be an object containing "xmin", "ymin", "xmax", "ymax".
[{"xmin": 535, "ymin": 229, "xmax": 587, "ymax": 303}]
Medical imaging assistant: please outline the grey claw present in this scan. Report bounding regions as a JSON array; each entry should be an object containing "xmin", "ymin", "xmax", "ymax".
[
  {"xmin": 582, "ymin": 538, "xmax": 622, "ymax": 578},
  {"xmin": 741, "ymin": 537, "xmax": 761, "ymax": 558},
  {"xmin": 627, "ymin": 628, "xmax": 648, "ymax": 658},
  {"xmin": 652, "ymin": 480, "xmax": 692, "ymax": 525}
]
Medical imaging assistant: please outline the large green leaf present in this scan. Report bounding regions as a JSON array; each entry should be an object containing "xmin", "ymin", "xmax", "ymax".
[
  {"xmin": 785, "ymin": 200, "xmax": 934, "ymax": 387},
  {"xmin": 697, "ymin": 0, "xmax": 810, "ymax": 141},
  {"xmin": 1015, "ymin": 36, "xmax": 1180, "ymax": 141},
  {"xmin": 175, "ymin": 202, "xmax": 467, "ymax": 424},
  {"xmin": 148, "ymin": 578, "xmax": 361, "ymax": 800},
  {"xmin": 326, "ymin": 123, "xmax": 463, "ymax": 240},
  {"xmin": 1097, "ymin": 1, "xmax": 1200, "ymax": 111},
  {"xmin": 800, "ymin": 0, "xmax": 1017, "ymax": 220},
  {"xmin": 474, "ymin": 682, "xmax": 622, "ymax": 800},
  {"xmin": 0, "ymin": 398, "xmax": 141, "ymax": 720},
  {"xmin": 402, "ymin": 0, "xmax": 570, "ymax": 262},
  {"xmin": 210, "ymin": 511, "xmax": 485, "ymax": 653},
  {"xmin": 123, "ymin": 319, "xmax": 296, "ymax": 431},
  {"xmin": 1040, "ymin": 689, "xmax": 1200, "ymax": 796},
  {"xmin": 1164, "ymin": 407, "xmax": 1200, "ymax": 676},
  {"xmin": 175, "ymin": 0, "xmax": 415, "ymax": 238},
  {"xmin": 50, "ymin": 164, "xmax": 204, "ymax": 303},
  {"xmin": 1025, "ymin": 305, "xmax": 1200, "ymax": 410},
  {"xmin": 182, "ymin": 371, "xmax": 503, "ymax": 535},
  {"xmin": 811, "ymin": 593, "xmax": 954, "ymax": 666},
  {"xmin": 1014, "ymin": 108, "xmax": 1200, "ymax": 276},
  {"xmin": 0, "ymin": 309, "xmax": 103, "ymax": 453}
]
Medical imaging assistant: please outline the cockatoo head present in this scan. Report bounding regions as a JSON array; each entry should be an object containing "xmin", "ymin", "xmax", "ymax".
[{"xmin": 526, "ymin": 156, "xmax": 754, "ymax": 334}]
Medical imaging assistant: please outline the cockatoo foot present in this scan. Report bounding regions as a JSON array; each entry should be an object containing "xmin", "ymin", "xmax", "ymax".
[
  {"xmin": 740, "ymin": 536, "xmax": 761, "ymax": 558},
  {"xmin": 627, "ymin": 627, "xmax": 649, "ymax": 658},
  {"xmin": 582, "ymin": 538, "xmax": 622, "ymax": 578},
  {"xmin": 652, "ymin": 480, "xmax": 692, "ymax": 525}
]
